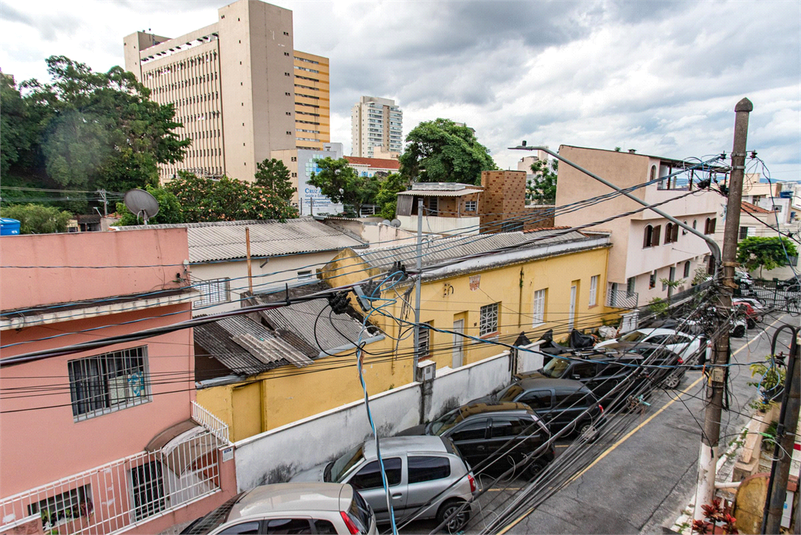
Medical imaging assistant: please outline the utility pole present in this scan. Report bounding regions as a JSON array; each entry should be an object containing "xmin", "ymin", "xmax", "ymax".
[
  {"xmin": 97, "ymin": 189, "xmax": 108, "ymax": 217},
  {"xmin": 694, "ymin": 98, "xmax": 752, "ymax": 520},
  {"xmin": 763, "ymin": 331, "xmax": 800, "ymax": 533},
  {"xmin": 413, "ymin": 199, "xmax": 423, "ymax": 383}
]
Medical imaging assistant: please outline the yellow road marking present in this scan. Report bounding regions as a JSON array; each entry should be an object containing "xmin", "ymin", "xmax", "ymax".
[{"xmin": 496, "ymin": 318, "xmax": 779, "ymax": 535}]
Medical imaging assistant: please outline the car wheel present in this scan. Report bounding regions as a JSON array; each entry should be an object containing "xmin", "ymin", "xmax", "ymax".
[
  {"xmin": 578, "ymin": 422, "xmax": 599, "ymax": 442},
  {"xmin": 437, "ymin": 499, "xmax": 470, "ymax": 533},
  {"xmin": 526, "ymin": 458, "xmax": 548, "ymax": 478},
  {"xmin": 662, "ymin": 372, "xmax": 681, "ymax": 390},
  {"xmin": 747, "ymin": 318, "xmax": 756, "ymax": 329},
  {"xmin": 731, "ymin": 324, "xmax": 746, "ymax": 338}
]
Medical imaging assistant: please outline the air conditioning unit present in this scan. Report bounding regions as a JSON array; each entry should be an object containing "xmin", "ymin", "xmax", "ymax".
[{"xmin": 416, "ymin": 360, "xmax": 436, "ymax": 383}]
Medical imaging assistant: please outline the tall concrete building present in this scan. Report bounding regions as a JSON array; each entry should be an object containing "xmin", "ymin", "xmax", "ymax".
[
  {"xmin": 351, "ymin": 96, "xmax": 403, "ymax": 158},
  {"xmin": 123, "ymin": 0, "xmax": 330, "ymax": 182}
]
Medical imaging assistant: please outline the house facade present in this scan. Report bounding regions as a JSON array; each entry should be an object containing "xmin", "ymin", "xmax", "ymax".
[
  {"xmin": 554, "ymin": 145, "xmax": 727, "ymax": 306},
  {"xmin": 0, "ymin": 229, "xmax": 236, "ymax": 535}
]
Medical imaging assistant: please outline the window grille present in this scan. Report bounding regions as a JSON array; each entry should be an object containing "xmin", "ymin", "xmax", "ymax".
[
  {"xmin": 68, "ymin": 347, "xmax": 149, "ymax": 420},
  {"xmin": 130, "ymin": 462, "xmax": 166, "ymax": 521},
  {"xmin": 417, "ymin": 322, "xmax": 431, "ymax": 357},
  {"xmin": 196, "ymin": 278, "xmax": 230, "ymax": 307},
  {"xmin": 479, "ymin": 303, "xmax": 499, "ymax": 336},
  {"xmin": 465, "ymin": 201, "xmax": 477, "ymax": 212},
  {"xmin": 589, "ymin": 276, "xmax": 599, "ymax": 306},
  {"xmin": 27, "ymin": 484, "xmax": 92, "ymax": 527},
  {"xmin": 532, "ymin": 289, "xmax": 546, "ymax": 325}
]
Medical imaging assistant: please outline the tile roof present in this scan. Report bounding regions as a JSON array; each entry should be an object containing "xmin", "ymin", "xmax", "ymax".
[
  {"xmin": 352, "ymin": 229, "xmax": 598, "ymax": 272},
  {"xmin": 742, "ymin": 201, "xmax": 772, "ymax": 214},
  {"xmin": 194, "ymin": 315, "xmax": 314, "ymax": 376},
  {"xmin": 345, "ymin": 156, "xmax": 401, "ymax": 170},
  {"xmin": 118, "ymin": 217, "xmax": 365, "ymax": 263}
]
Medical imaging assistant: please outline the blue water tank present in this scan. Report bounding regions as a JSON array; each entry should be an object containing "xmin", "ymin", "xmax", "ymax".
[{"xmin": 0, "ymin": 218, "xmax": 21, "ymax": 235}]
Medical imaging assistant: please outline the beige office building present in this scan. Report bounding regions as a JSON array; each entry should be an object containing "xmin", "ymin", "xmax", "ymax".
[
  {"xmin": 123, "ymin": 0, "xmax": 330, "ymax": 183},
  {"xmin": 351, "ymin": 96, "xmax": 403, "ymax": 158}
]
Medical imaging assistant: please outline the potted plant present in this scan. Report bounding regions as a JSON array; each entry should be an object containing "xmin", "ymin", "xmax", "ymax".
[{"xmin": 692, "ymin": 499, "xmax": 738, "ymax": 534}]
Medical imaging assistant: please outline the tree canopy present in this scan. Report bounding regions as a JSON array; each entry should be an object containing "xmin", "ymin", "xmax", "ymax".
[
  {"xmin": 255, "ymin": 158, "xmax": 296, "ymax": 202},
  {"xmin": 526, "ymin": 159, "xmax": 558, "ymax": 204},
  {"xmin": 308, "ymin": 157, "xmax": 380, "ymax": 216},
  {"xmin": 1, "ymin": 56, "xmax": 189, "ymax": 200},
  {"xmin": 398, "ymin": 118, "xmax": 496, "ymax": 185},
  {"xmin": 375, "ymin": 172, "xmax": 409, "ymax": 219},
  {"xmin": 0, "ymin": 204, "xmax": 72, "ymax": 234},
  {"xmin": 736, "ymin": 236, "xmax": 798, "ymax": 276}
]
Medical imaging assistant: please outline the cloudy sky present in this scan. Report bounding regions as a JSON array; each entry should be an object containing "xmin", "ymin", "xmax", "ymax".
[{"xmin": 2, "ymin": 0, "xmax": 799, "ymax": 179}]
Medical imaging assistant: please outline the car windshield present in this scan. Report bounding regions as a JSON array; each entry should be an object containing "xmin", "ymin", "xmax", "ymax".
[
  {"xmin": 429, "ymin": 407, "xmax": 463, "ymax": 435},
  {"xmin": 620, "ymin": 331, "xmax": 648, "ymax": 342},
  {"xmin": 541, "ymin": 358, "xmax": 569, "ymax": 379},
  {"xmin": 180, "ymin": 492, "xmax": 245, "ymax": 534},
  {"xmin": 329, "ymin": 445, "xmax": 364, "ymax": 483},
  {"xmin": 498, "ymin": 384, "xmax": 524, "ymax": 403}
]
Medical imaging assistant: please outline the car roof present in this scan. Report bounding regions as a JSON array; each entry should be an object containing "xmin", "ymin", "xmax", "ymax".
[
  {"xmin": 456, "ymin": 401, "xmax": 533, "ymax": 417},
  {"xmin": 516, "ymin": 377, "xmax": 588, "ymax": 391},
  {"xmin": 228, "ymin": 483, "xmax": 349, "ymax": 521},
  {"xmin": 628, "ymin": 328, "xmax": 678, "ymax": 336},
  {"xmin": 363, "ymin": 435, "xmax": 447, "ymax": 459}
]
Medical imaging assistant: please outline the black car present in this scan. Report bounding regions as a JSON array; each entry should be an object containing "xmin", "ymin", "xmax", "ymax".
[
  {"xmin": 776, "ymin": 276, "xmax": 801, "ymax": 292},
  {"xmin": 397, "ymin": 402, "xmax": 554, "ymax": 477},
  {"xmin": 599, "ymin": 343, "xmax": 688, "ymax": 389},
  {"xmin": 472, "ymin": 378, "xmax": 604, "ymax": 438}
]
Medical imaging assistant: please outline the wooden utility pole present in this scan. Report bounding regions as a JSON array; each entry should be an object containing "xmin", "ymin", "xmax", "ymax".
[{"xmin": 694, "ymin": 98, "xmax": 752, "ymax": 519}]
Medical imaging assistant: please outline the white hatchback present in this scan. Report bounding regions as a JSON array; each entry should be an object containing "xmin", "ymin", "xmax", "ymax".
[
  {"xmin": 180, "ymin": 483, "xmax": 377, "ymax": 535},
  {"xmin": 595, "ymin": 327, "xmax": 702, "ymax": 361}
]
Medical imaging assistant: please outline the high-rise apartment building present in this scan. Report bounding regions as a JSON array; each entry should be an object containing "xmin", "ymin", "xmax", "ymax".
[
  {"xmin": 123, "ymin": 0, "xmax": 330, "ymax": 182},
  {"xmin": 351, "ymin": 96, "xmax": 403, "ymax": 158}
]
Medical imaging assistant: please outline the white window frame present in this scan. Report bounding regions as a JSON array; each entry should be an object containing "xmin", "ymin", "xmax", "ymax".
[
  {"xmin": 195, "ymin": 277, "xmax": 230, "ymax": 307},
  {"xmin": 479, "ymin": 303, "xmax": 499, "ymax": 336},
  {"xmin": 297, "ymin": 270, "xmax": 313, "ymax": 281},
  {"xmin": 68, "ymin": 346, "xmax": 150, "ymax": 421},
  {"xmin": 464, "ymin": 200, "xmax": 477, "ymax": 212},
  {"xmin": 589, "ymin": 275, "xmax": 599, "ymax": 306},
  {"xmin": 532, "ymin": 289, "xmax": 546, "ymax": 326}
]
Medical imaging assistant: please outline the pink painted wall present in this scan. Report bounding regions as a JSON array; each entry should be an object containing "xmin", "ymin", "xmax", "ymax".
[
  {"xmin": 0, "ymin": 228, "xmax": 196, "ymax": 498},
  {"xmin": 0, "ymin": 228, "xmax": 189, "ymax": 311}
]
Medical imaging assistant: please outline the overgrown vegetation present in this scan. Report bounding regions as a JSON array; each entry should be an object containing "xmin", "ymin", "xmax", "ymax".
[
  {"xmin": 747, "ymin": 360, "xmax": 786, "ymax": 411},
  {"xmin": 0, "ymin": 203, "xmax": 72, "ymax": 234}
]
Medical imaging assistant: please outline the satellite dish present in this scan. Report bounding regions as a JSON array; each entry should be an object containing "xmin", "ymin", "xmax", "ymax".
[
  {"xmin": 381, "ymin": 219, "xmax": 391, "ymax": 226},
  {"xmin": 124, "ymin": 189, "xmax": 160, "ymax": 225},
  {"xmin": 390, "ymin": 219, "xmax": 402, "ymax": 228}
]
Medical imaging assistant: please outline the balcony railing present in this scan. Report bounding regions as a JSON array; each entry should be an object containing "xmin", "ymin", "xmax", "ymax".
[
  {"xmin": 192, "ymin": 401, "xmax": 230, "ymax": 445},
  {"xmin": 0, "ymin": 430, "xmax": 222, "ymax": 535},
  {"xmin": 607, "ymin": 289, "xmax": 639, "ymax": 309}
]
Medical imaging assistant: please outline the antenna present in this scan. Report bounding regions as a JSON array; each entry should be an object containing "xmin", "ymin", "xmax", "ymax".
[
  {"xmin": 124, "ymin": 189, "xmax": 160, "ymax": 225},
  {"xmin": 390, "ymin": 219, "xmax": 402, "ymax": 228}
]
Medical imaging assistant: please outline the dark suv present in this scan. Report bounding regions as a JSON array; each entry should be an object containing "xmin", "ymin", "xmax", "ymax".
[
  {"xmin": 473, "ymin": 378, "xmax": 604, "ymax": 437},
  {"xmin": 396, "ymin": 402, "xmax": 555, "ymax": 476}
]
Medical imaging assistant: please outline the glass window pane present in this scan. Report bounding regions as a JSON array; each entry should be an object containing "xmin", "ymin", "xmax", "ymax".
[{"xmin": 408, "ymin": 456, "xmax": 451, "ymax": 483}]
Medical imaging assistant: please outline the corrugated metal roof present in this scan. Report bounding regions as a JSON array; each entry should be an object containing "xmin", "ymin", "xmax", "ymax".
[
  {"xmin": 118, "ymin": 217, "xmax": 365, "ymax": 263},
  {"xmin": 194, "ymin": 316, "xmax": 313, "ymax": 376},
  {"xmin": 256, "ymin": 297, "xmax": 375, "ymax": 354},
  {"xmin": 354, "ymin": 229, "xmax": 598, "ymax": 272},
  {"xmin": 397, "ymin": 189, "xmax": 482, "ymax": 198}
]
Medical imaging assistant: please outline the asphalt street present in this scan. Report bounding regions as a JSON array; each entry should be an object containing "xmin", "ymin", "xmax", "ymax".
[{"xmin": 397, "ymin": 312, "xmax": 794, "ymax": 535}]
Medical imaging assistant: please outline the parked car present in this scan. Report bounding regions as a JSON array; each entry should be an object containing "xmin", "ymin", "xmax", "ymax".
[
  {"xmin": 776, "ymin": 276, "xmax": 801, "ymax": 292},
  {"xmin": 290, "ymin": 436, "xmax": 476, "ymax": 532},
  {"xmin": 733, "ymin": 298, "xmax": 761, "ymax": 328},
  {"xmin": 396, "ymin": 402, "xmax": 555, "ymax": 477},
  {"xmin": 180, "ymin": 482, "xmax": 377, "ymax": 535},
  {"xmin": 518, "ymin": 346, "xmax": 686, "ymax": 394},
  {"xmin": 471, "ymin": 378, "xmax": 604, "ymax": 438},
  {"xmin": 595, "ymin": 328, "xmax": 701, "ymax": 361}
]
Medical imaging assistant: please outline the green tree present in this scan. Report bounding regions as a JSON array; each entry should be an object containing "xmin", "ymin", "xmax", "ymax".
[
  {"xmin": 164, "ymin": 172, "xmax": 298, "ymax": 223},
  {"xmin": 375, "ymin": 172, "xmax": 409, "ymax": 219},
  {"xmin": 18, "ymin": 56, "xmax": 189, "ymax": 192},
  {"xmin": 308, "ymin": 158, "xmax": 379, "ymax": 216},
  {"xmin": 736, "ymin": 236, "xmax": 798, "ymax": 276},
  {"xmin": 526, "ymin": 159, "xmax": 558, "ymax": 204},
  {"xmin": 114, "ymin": 185, "xmax": 184, "ymax": 226},
  {"xmin": 0, "ymin": 76, "xmax": 41, "ymax": 177},
  {"xmin": 399, "ymin": 118, "xmax": 496, "ymax": 185},
  {"xmin": 255, "ymin": 158, "xmax": 296, "ymax": 201},
  {"xmin": 0, "ymin": 203, "xmax": 72, "ymax": 234}
]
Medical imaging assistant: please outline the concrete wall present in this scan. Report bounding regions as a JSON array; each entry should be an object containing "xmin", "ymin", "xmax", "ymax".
[
  {"xmin": 232, "ymin": 349, "xmax": 521, "ymax": 491},
  {"xmin": 397, "ymin": 215, "xmax": 481, "ymax": 235},
  {"xmin": 0, "ymin": 228, "xmax": 189, "ymax": 312}
]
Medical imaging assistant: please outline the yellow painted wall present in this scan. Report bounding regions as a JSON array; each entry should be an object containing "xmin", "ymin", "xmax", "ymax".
[{"xmin": 198, "ymin": 242, "xmax": 618, "ymax": 442}]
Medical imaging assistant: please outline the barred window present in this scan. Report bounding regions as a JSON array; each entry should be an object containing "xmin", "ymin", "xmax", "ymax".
[
  {"xmin": 68, "ymin": 347, "xmax": 149, "ymax": 420},
  {"xmin": 479, "ymin": 303, "xmax": 499, "ymax": 336},
  {"xmin": 418, "ymin": 322, "xmax": 431, "ymax": 357},
  {"xmin": 131, "ymin": 462, "xmax": 166, "ymax": 520},
  {"xmin": 465, "ymin": 200, "xmax": 477, "ymax": 212},
  {"xmin": 28, "ymin": 484, "xmax": 92, "ymax": 526},
  {"xmin": 196, "ymin": 278, "xmax": 230, "ymax": 307}
]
